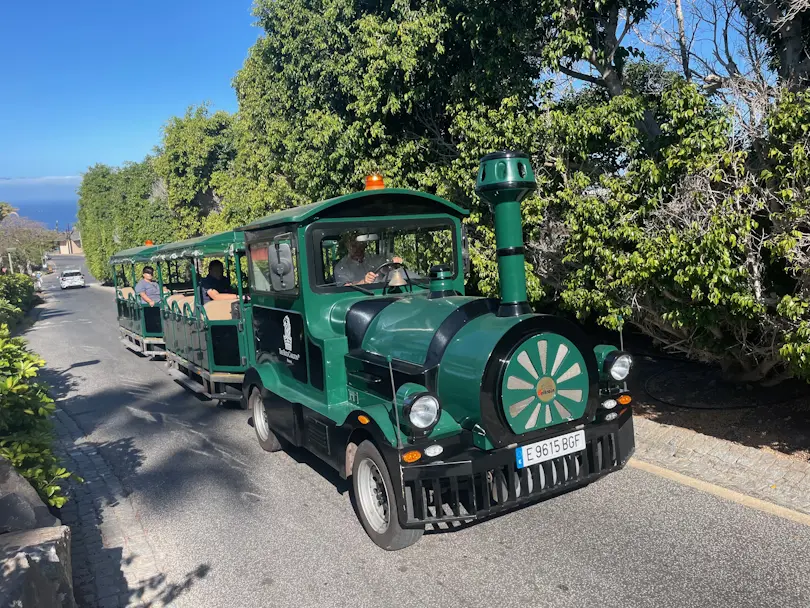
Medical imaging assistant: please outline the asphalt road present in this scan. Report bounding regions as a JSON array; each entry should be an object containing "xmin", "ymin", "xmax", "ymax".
[{"xmin": 24, "ymin": 255, "xmax": 810, "ymax": 608}]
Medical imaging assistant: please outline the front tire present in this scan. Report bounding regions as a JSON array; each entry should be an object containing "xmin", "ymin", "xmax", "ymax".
[
  {"xmin": 250, "ymin": 387, "xmax": 282, "ymax": 452},
  {"xmin": 352, "ymin": 440, "xmax": 423, "ymax": 550}
]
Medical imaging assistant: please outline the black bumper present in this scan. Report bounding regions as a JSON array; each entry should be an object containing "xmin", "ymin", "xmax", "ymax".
[{"xmin": 398, "ymin": 409, "xmax": 635, "ymax": 528}]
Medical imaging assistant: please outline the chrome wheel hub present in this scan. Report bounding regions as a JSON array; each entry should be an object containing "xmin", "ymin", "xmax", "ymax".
[{"xmin": 356, "ymin": 458, "xmax": 389, "ymax": 534}]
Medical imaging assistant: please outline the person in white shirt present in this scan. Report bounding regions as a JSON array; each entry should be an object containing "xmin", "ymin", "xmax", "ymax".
[{"xmin": 334, "ymin": 235, "xmax": 402, "ymax": 285}]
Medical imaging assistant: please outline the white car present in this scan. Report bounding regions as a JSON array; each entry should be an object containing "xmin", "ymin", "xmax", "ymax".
[{"xmin": 59, "ymin": 270, "xmax": 86, "ymax": 289}]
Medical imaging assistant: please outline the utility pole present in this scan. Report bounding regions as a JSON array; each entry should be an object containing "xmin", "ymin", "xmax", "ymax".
[{"xmin": 7, "ymin": 248, "xmax": 15, "ymax": 274}]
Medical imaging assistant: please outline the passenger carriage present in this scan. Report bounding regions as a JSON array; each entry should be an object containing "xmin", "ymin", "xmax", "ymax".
[
  {"xmin": 149, "ymin": 231, "xmax": 252, "ymax": 402},
  {"xmin": 110, "ymin": 244, "xmax": 166, "ymax": 357}
]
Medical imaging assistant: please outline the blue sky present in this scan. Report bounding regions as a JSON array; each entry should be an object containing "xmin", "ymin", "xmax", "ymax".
[{"xmin": 0, "ymin": 0, "xmax": 259, "ymax": 220}]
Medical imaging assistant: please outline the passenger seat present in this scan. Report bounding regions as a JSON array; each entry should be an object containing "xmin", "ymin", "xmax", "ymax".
[{"xmin": 203, "ymin": 300, "xmax": 233, "ymax": 321}]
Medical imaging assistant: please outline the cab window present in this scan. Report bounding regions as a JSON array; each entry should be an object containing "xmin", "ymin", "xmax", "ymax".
[{"xmin": 315, "ymin": 221, "xmax": 456, "ymax": 287}]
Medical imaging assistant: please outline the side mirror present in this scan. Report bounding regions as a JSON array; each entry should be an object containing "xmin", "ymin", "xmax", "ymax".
[
  {"xmin": 269, "ymin": 233, "xmax": 296, "ymax": 291},
  {"xmin": 461, "ymin": 223, "xmax": 471, "ymax": 278}
]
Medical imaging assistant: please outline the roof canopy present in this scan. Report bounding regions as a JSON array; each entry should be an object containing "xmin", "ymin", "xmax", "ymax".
[
  {"xmin": 150, "ymin": 231, "xmax": 246, "ymax": 261},
  {"xmin": 109, "ymin": 245, "xmax": 161, "ymax": 265},
  {"xmin": 237, "ymin": 189, "xmax": 469, "ymax": 232}
]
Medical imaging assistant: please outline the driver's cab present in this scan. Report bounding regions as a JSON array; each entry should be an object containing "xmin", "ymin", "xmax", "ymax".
[{"xmin": 239, "ymin": 188, "xmax": 470, "ymax": 412}]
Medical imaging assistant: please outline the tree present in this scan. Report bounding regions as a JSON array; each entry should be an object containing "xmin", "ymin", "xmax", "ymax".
[
  {"xmin": 0, "ymin": 216, "xmax": 57, "ymax": 273},
  {"xmin": 735, "ymin": 0, "xmax": 810, "ymax": 88},
  {"xmin": 0, "ymin": 202, "xmax": 16, "ymax": 221},
  {"xmin": 153, "ymin": 105, "xmax": 235, "ymax": 238},
  {"xmin": 77, "ymin": 160, "xmax": 179, "ymax": 283}
]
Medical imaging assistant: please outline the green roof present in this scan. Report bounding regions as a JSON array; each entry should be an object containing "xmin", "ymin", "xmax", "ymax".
[
  {"xmin": 151, "ymin": 231, "xmax": 245, "ymax": 261},
  {"xmin": 237, "ymin": 188, "xmax": 469, "ymax": 232},
  {"xmin": 109, "ymin": 245, "xmax": 161, "ymax": 265}
]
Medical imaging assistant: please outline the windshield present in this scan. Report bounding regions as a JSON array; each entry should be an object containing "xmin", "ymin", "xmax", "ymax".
[
  {"xmin": 314, "ymin": 220, "xmax": 456, "ymax": 288},
  {"xmin": 63, "ymin": 271, "xmax": 82, "ymax": 277}
]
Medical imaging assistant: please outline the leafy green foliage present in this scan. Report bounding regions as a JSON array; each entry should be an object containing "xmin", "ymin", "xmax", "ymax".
[
  {"xmin": 153, "ymin": 105, "xmax": 235, "ymax": 238},
  {"xmin": 0, "ymin": 274, "xmax": 35, "ymax": 327},
  {"xmin": 0, "ymin": 325, "xmax": 76, "ymax": 507},
  {"xmin": 78, "ymin": 159, "xmax": 179, "ymax": 283}
]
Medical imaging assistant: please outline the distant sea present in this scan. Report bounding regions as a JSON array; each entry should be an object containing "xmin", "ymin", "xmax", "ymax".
[{"xmin": 11, "ymin": 199, "xmax": 78, "ymax": 231}]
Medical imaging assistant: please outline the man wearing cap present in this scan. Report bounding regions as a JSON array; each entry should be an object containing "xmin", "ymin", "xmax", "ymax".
[
  {"xmin": 135, "ymin": 266, "xmax": 161, "ymax": 306},
  {"xmin": 335, "ymin": 234, "xmax": 403, "ymax": 286}
]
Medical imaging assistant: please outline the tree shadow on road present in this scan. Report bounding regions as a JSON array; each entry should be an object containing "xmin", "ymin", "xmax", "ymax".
[
  {"xmin": 56, "ymin": 420, "xmax": 215, "ymax": 607},
  {"xmin": 128, "ymin": 564, "xmax": 211, "ymax": 607}
]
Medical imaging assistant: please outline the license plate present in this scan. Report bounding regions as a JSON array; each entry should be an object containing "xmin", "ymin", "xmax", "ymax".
[{"xmin": 515, "ymin": 430, "xmax": 586, "ymax": 469}]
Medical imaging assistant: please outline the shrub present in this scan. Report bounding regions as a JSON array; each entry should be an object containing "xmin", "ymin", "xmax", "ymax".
[
  {"xmin": 0, "ymin": 273, "xmax": 35, "ymax": 311},
  {"xmin": 0, "ymin": 324, "xmax": 74, "ymax": 507},
  {"xmin": 0, "ymin": 298, "xmax": 22, "ymax": 327}
]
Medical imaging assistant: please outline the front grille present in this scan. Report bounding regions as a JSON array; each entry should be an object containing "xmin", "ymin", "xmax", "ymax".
[{"xmin": 404, "ymin": 429, "xmax": 624, "ymax": 527}]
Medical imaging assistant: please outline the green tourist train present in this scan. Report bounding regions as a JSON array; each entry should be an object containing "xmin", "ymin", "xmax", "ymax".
[{"xmin": 110, "ymin": 151, "xmax": 636, "ymax": 550}]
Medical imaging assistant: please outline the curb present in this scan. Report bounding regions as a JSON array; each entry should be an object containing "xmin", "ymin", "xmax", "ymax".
[{"xmin": 633, "ymin": 415, "xmax": 810, "ymax": 517}]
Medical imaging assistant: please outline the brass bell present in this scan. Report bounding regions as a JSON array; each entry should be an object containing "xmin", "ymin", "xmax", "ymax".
[{"xmin": 387, "ymin": 267, "xmax": 408, "ymax": 287}]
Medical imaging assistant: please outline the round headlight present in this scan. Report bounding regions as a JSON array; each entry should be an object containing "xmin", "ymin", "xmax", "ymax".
[
  {"xmin": 609, "ymin": 354, "xmax": 633, "ymax": 381},
  {"xmin": 408, "ymin": 395, "xmax": 440, "ymax": 429}
]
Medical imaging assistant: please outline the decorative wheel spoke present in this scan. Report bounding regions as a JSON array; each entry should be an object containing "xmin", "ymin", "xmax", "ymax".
[
  {"xmin": 538, "ymin": 340, "xmax": 548, "ymax": 375},
  {"xmin": 517, "ymin": 351, "xmax": 539, "ymax": 380},
  {"xmin": 550, "ymin": 343, "xmax": 568, "ymax": 376},
  {"xmin": 507, "ymin": 376, "xmax": 534, "ymax": 390},
  {"xmin": 553, "ymin": 399, "xmax": 572, "ymax": 419},
  {"xmin": 556, "ymin": 362, "xmax": 582, "ymax": 385},
  {"xmin": 525, "ymin": 403, "xmax": 542, "ymax": 429},
  {"xmin": 508, "ymin": 395, "xmax": 535, "ymax": 418}
]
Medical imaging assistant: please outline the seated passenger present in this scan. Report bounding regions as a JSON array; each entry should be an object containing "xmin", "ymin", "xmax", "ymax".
[
  {"xmin": 134, "ymin": 266, "xmax": 161, "ymax": 307},
  {"xmin": 200, "ymin": 260, "xmax": 238, "ymax": 305},
  {"xmin": 334, "ymin": 235, "xmax": 403, "ymax": 286}
]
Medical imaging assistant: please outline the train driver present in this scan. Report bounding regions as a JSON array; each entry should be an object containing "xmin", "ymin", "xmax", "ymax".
[{"xmin": 334, "ymin": 233, "xmax": 403, "ymax": 286}]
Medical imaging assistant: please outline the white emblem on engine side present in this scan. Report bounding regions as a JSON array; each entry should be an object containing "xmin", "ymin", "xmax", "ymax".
[{"xmin": 282, "ymin": 315, "xmax": 293, "ymax": 351}]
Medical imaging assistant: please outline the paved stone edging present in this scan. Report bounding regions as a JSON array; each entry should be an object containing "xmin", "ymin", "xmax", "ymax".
[
  {"xmin": 633, "ymin": 416, "xmax": 810, "ymax": 517},
  {"xmin": 54, "ymin": 408, "xmax": 165, "ymax": 608}
]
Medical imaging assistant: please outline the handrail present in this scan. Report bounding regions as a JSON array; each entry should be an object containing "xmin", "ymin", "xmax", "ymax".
[
  {"xmin": 182, "ymin": 301, "xmax": 195, "ymax": 325},
  {"xmin": 197, "ymin": 305, "xmax": 210, "ymax": 330}
]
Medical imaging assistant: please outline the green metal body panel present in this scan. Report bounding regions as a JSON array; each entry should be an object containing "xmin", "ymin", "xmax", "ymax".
[
  {"xmin": 436, "ymin": 313, "xmax": 528, "ymax": 425},
  {"xmin": 361, "ymin": 295, "xmax": 478, "ymax": 366}
]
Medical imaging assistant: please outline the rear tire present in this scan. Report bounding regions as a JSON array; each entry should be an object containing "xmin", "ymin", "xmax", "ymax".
[
  {"xmin": 251, "ymin": 387, "xmax": 282, "ymax": 452},
  {"xmin": 351, "ymin": 440, "xmax": 423, "ymax": 550}
]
